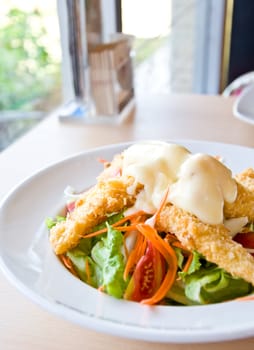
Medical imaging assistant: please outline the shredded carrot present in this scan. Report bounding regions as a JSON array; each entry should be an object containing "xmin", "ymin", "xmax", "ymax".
[
  {"xmin": 146, "ymin": 186, "xmax": 170, "ymax": 227},
  {"xmin": 171, "ymin": 241, "xmax": 188, "ymax": 250},
  {"xmin": 123, "ymin": 232, "xmax": 147, "ymax": 280},
  {"xmin": 164, "ymin": 233, "xmax": 189, "ymax": 251},
  {"xmin": 123, "ymin": 229, "xmax": 134, "ymax": 238},
  {"xmin": 136, "ymin": 224, "xmax": 178, "ymax": 305},
  {"xmin": 154, "ymin": 186, "xmax": 170, "ymax": 222},
  {"xmin": 83, "ymin": 227, "xmax": 109, "ymax": 238},
  {"xmin": 235, "ymin": 295, "xmax": 254, "ymax": 302},
  {"xmin": 140, "ymin": 233, "xmax": 148, "ymax": 256},
  {"xmin": 122, "ymin": 225, "xmax": 146, "ymax": 260},
  {"xmin": 82, "ymin": 211, "xmax": 148, "ymax": 238},
  {"xmin": 60, "ymin": 255, "xmax": 78, "ymax": 277},
  {"xmin": 97, "ymin": 157, "xmax": 109, "ymax": 164},
  {"xmin": 113, "ymin": 210, "xmax": 148, "ymax": 226},
  {"xmin": 112, "ymin": 225, "xmax": 139, "ymax": 232},
  {"xmin": 165, "ymin": 233, "xmax": 178, "ymax": 242},
  {"xmin": 182, "ymin": 253, "xmax": 193, "ymax": 273}
]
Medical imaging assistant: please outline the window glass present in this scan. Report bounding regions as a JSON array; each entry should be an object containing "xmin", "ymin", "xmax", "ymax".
[
  {"xmin": 0, "ymin": 1, "xmax": 61, "ymax": 151},
  {"xmin": 121, "ymin": 0, "xmax": 196, "ymax": 95}
]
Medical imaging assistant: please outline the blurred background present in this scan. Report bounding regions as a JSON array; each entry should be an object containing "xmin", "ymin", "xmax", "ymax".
[{"xmin": 1, "ymin": 0, "xmax": 253, "ymax": 151}]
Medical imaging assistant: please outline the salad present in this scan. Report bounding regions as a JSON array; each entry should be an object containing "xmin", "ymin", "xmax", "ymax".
[{"xmin": 46, "ymin": 141, "xmax": 254, "ymax": 305}]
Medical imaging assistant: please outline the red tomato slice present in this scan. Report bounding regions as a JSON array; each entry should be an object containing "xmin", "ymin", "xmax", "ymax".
[
  {"xmin": 233, "ymin": 232, "xmax": 254, "ymax": 249},
  {"xmin": 124, "ymin": 241, "xmax": 166, "ymax": 302}
]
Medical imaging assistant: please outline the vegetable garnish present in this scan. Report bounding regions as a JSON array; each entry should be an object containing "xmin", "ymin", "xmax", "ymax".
[
  {"xmin": 123, "ymin": 232, "xmax": 146, "ymax": 281},
  {"xmin": 124, "ymin": 240, "xmax": 165, "ymax": 302},
  {"xmin": 53, "ymin": 191, "xmax": 254, "ymax": 306},
  {"xmin": 54, "ymin": 187, "xmax": 254, "ymax": 305},
  {"xmin": 135, "ymin": 224, "xmax": 178, "ymax": 305}
]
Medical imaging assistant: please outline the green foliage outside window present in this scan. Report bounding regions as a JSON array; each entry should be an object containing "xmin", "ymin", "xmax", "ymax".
[{"xmin": 0, "ymin": 8, "xmax": 60, "ymax": 111}]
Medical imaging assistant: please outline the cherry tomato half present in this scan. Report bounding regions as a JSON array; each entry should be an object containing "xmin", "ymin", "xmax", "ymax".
[
  {"xmin": 234, "ymin": 232, "xmax": 254, "ymax": 249},
  {"xmin": 124, "ymin": 240, "xmax": 166, "ymax": 302}
]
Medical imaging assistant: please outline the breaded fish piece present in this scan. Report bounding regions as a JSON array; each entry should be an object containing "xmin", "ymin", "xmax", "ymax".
[
  {"xmin": 155, "ymin": 168, "xmax": 254, "ymax": 285},
  {"xmin": 156, "ymin": 204, "xmax": 254, "ymax": 286},
  {"xmin": 50, "ymin": 176, "xmax": 141, "ymax": 254},
  {"xmin": 224, "ymin": 168, "xmax": 254, "ymax": 221}
]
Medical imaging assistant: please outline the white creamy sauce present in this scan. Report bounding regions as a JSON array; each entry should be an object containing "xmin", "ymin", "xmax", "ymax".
[
  {"xmin": 122, "ymin": 141, "xmax": 237, "ymax": 225},
  {"xmin": 224, "ymin": 217, "xmax": 248, "ymax": 237}
]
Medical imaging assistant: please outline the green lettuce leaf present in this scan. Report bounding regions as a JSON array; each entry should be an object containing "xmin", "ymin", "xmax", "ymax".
[
  {"xmin": 67, "ymin": 248, "xmax": 102, "ymax": 288},
  {"xmin": 91, "ymin": 223, "xmax": 126, "ymax": 298},
  {"xmin": 166, "ymin": 280, "xmax": 196, "ymax": 306},
  {"xmin": 45, "ymin": 215, "xmax": 66, "ymax": 229},
  {"xmin": 174, "ymin": 247, "xmax": 184, "ymax": 269},
  {"xmin": 167, "ymin": 250, "xmax": 252, "ymax": 305},
  {"xmin": 182, "ymin": 266, "xmax": 252, "ymax": 304},
  {"xmin": 76, "ymin": 237, "xmax": 92, "ymax": 255}
]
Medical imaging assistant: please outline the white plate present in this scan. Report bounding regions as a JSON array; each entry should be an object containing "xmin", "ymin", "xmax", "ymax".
[
  {"xmin": 233, "ymin": 83, "xmax": 254, "ymax": 125},
  {"xmin": 1, "ymin": 140, "xmax": 254, "ymax": 344}
]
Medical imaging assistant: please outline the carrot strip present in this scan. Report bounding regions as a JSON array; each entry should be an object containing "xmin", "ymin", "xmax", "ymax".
[
  {"xmin": 123, "ymin": 229, "xmax": 133, "ymax": 238},
  {"xmin": 97, "ymin": 157, "xmax": 110, "ymax": 164},
  {"xmin": 122, "ymin": 213, "xmax": 148, "ymax": 259},
  {"xmin": 235, "ymin": 295, "xmax": 254, "ymax": 302},
  {"xmin": 113, "ymin": 225, "xmax": 139, "ymax": 232},
  {"xmin": 60, "ymin": 255, "xmax": 78, "ymax": 277},
  {"xmin": 83, "ymin": 227, "xmax": 108, "ymax": 238},
  {"xmin": 140, "ymin": 234, "xmax": 148, "ymax": 256},
  {"xmin": 153, "ymin": 186, "xmax": 170, "ymax": 222},
  {"xmin": 123, "ymin": 233, "xmax": 146, "ymax": 280},
  {"xmin": 113, "ymin": 210, "xmax": 148, "ymax": 226},
  {"xmin": 136, "ymin": 223, "xmax": 178, "ymax": 305},
  {"xmin": 137, "ymin": 224, "xmax": 176, "ymax": 260},
  {"xmin": 146, "ymin": 186, "xmax": 169, "ymax": 227},
  {"xmin": 165, "ymin": 233, "xmax": 178, "ymax": 242},
  {"xmin": 164, "ymin": 234, "xmax": 189, "ymax": 251},
  {"xmin": 182, "ymin": 253, "xmax": 193, "ymax": 273},
  {"xmin": 82, "ymin": 211, "xmax": 148, "ymax": 238},
  {"xmin": 171, "ymin": 241, "xmax": 188, "ymax": 250}
]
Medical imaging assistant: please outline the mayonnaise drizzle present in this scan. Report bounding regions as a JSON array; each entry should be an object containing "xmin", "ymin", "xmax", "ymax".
[{"xmin": 122, "ymin": 141, "xmax": 237, "ymax": 225}]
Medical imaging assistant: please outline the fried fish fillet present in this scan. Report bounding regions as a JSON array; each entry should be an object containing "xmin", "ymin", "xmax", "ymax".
[
  {"xmin": 156, "ymin": 204, "xmax": 254, "ymax": 286},
  {"xmin": 50, "ymin": 176, "xmax": 141, "ymax": 254},
  {"xmin": 155, "ymin": 168, "xmax": 254, "ymax": 286}
]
